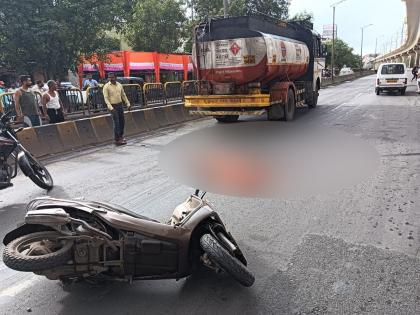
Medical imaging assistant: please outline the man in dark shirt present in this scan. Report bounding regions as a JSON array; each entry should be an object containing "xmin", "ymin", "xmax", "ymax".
[{"xmin": 14, "ymin": 75, "xmax": 43, "ymax": 127}]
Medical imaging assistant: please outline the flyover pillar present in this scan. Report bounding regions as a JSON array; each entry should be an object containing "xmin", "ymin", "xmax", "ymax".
[{"xmin": 409, "ymin": 51, "xmax": 416, "ymax": 67}]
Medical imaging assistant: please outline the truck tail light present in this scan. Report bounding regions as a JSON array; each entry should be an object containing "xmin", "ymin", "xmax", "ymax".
[{"xmin": 404, "ymin": 78, "xmax": 407, "ymax": 85}]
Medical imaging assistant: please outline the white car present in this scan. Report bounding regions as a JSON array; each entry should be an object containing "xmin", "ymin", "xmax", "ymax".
[
  {"xmin": 339, "ymin": 67, "xmax": 354, "ymax": 76},
  {"xmin": 376, "ymin": 63, "xmax": 407, "ymax": 95}
]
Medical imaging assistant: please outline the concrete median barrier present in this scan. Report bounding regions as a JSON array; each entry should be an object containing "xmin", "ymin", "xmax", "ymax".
[
  {"xmin": 131, "ymin": 110, "xmax": 149, "ymax": 133},
  {"xmin": 172, "ymin": 104, "xmax": 186, "ymax": 123},
  {"xmin": 143, "ymin": 109, "xmax": 159, "ymax": 130},
  {"xmin": 123, "ymin": 111, "xmax": 139, "ymax": 136},
  {"xmin": 18, "ymin": 103, "xmax": 201, "ymax": 158},
  {"xmin": 163, "ymin": 105, "xmax": 180, "ymax": 124},
  {"xmin": 16, "ymin": 128, "xmax": 44, "ymax": 157},
  {"xmin": 56, "ymin": 121, "xmax": 82, "ymax": 152},
  {"xmin": 153, "ymin": 107, "xmax": 170, "ymax": 127},
  {"xmin": 34, "ymin": 124, "xmax": 64, "ymax": 155},
  {"xmin": 90, "ymin": 115, "xmax": 114, "ymax": 143},
  {"xmin": 74, "ymin": 119, "xmax": 97, "ymax": 147}
]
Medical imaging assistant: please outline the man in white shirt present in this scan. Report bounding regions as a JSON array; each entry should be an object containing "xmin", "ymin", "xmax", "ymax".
[{"xmin": 31, "ymin": 80, "xmax": 48, "ymax": 115}]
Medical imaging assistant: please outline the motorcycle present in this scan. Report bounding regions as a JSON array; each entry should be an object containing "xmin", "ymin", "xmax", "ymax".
[
  {"xmin": 0, "ymin": 111, "xmax": 53, "ymax": 190},
  {"xmin": 2, "ymin": 190, "xmax": 255, "ymax": 287}
]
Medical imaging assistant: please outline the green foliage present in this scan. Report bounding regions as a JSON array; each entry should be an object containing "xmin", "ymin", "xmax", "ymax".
[
  {"xmin": 0, "ymin": 0, "xmax": 128, "ymax": 79},
  {"xmin": 189, "ymin": 0, "xmax": 289, "ymax": 20},
  {"xmin": 324, "ymin": 38, "xmax": 361, "ymax": 69},
  {"xmin": 291, "ymin": 10, "xmax": 314, "ymax": 23},
  {"xmin": 123, "ymin": 0, "xmax": 187, "ymax": 53}
]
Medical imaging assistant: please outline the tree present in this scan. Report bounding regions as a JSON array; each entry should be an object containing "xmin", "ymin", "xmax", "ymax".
[
  {"xmin": 0, "ymin": 0, "xmax": 127, "ymax": 79},
  {"xmin": 123, "ymin": 0, "xmax": 187, "ymax": 53},
  {"xmin": 324, "ymin": 39, "xmax": 360, "ymax": 69},
  {"xmin": 229, "ymin": 0, "xmax": 289, "ymax": 19},
  {"xmin": 183, "ymin": 0, "xmax": 289, "ymax": 52},
  {"xmin": 189, "ymin": 0, "xmax": 289, "ymax": 20},
  {"xmin": 291, "ymin": 10, "xmax": 314, "ymax": 23}
]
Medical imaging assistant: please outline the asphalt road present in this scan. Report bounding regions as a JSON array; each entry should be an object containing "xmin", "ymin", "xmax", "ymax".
[{"xmin": 0, "ymin": 75, "xmax": 419, "ymax": 315}]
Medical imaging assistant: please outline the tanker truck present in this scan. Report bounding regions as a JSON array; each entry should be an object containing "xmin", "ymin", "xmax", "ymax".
[{"xmin": 184, "ymin": 15, "xmax": 325, "ymax": 122}]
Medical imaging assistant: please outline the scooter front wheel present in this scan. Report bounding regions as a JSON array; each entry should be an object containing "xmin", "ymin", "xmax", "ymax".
[
  {"xmin": 3, "ymin": 231, "xmax": 73, "ymax": 272},
  {"xmin": 200, "ymin": 234, "xmax": 255, "ymax": 287}
]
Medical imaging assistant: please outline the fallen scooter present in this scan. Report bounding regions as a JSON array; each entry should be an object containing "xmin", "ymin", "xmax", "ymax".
[{"xmin": 2, "ymin": 190, "xmax": 255, "ymax": 287}]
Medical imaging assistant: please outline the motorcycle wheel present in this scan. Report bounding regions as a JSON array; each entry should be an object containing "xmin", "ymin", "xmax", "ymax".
[
  {"xmin": 26, "ymin": 153, "xmax": 54, "ymax": 190},
  {"xmin": 3, "ymin": 231, "xmax": 73, "ymax": 272},
  {"xmin": 200, "ymin": 234, "xmax": 255, "ymax": 287}
]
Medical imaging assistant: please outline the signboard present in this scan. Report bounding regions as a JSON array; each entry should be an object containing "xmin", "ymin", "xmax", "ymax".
[{"xmin": 323, "ymin": 24, "xmax": 337, "ymax": 40}]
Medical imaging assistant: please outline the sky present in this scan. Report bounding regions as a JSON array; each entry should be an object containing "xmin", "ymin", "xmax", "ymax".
[{"xmin": 289, "ymin": 0, "xmax": 406, "ymax": 56}]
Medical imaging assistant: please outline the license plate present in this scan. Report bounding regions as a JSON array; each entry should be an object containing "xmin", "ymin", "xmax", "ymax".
[{"xmin": 386, "ymin": 79, "xmax": 398, "ymax": 83}]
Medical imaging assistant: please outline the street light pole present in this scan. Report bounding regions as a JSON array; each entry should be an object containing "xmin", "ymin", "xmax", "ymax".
[
  {"xmin": 223, "ymin": 0, "xmax": 229, "ymax": 17},
  {"xmin": 332, "ymin": 6, "xmax": 336, "ymax": 81},
  {"xmin": 331, "ymin": 0, "xmax": 348, "ymax": 82},
  {"xmin": 360, "ymin": 24, "xmax": 373, "ymax": 70}
]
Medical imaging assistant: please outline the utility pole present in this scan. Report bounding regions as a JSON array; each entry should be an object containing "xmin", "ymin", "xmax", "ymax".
[
  {"xmin": 360, "ymin": 24, "xmax": 373, "ymax": 70},
  {"xmin": 223, "ymin": 0, "xmax": 229, "ymax": 18},
  {"xmin": 330, "ymin": 0, "xmax": 348, "ymax": 82},
  {"xmin": 332, "ymin": 6, "xmax": 336, "ymax": 81}
]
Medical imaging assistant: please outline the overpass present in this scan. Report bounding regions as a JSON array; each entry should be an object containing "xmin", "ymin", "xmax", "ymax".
[{"xmin": 374, "ymin": 0, "xmax": 420, "ymax": 68}]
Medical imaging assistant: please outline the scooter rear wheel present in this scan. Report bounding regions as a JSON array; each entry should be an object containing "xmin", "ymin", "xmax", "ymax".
[{"xmin": 200, "ymin": 234, "xmax": 255, "ymax": 287}]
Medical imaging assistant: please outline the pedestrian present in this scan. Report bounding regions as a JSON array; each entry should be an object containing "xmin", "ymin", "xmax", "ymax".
[
  {"xmin": 102, "ymin": 72, "xmax": 131, "ymax": 145},
  {"xmin": 0, "ymin": 81, "xmax": 5, "ymax": 95},
  {"xmin": 31, "ymin": 80, "xmax": 48, "ymax": 115},
  {"xmin": 42, "ymin": 80, "xmax": 65, "ymax": 124},
  {"xmin": 417, "ymin": 74, "xmax": 420, "ymax": 94},
  {"xmin": 14, "ymin": 75, "xmax": 43, "ymax": 127},
  {"xmin": 411, "ymin": 66, "xmax": 418, "ymax": 81},
  {"xmin": 31, "ymin": 80, "xmax": 48, "ymax": 94},
  {"xmin": 83, "ymin": 74, "xmax": 99, "ymax": 90}
]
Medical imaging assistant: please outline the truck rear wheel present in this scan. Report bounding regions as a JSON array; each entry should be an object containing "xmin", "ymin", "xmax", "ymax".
[
  {"xmin": 307, "ymin": 89, "xmax": 319, "ymax": 109},
  {"xmin": 285, "ymin": 88, "xmax": 296, "ymax": 121},
  {"xmin": 268, "ymin": 102, "xmax": 284, "ymax": 121},
  {"xmin": 215, "ymin": 115, "xmax": 239, "ymax": 123}
]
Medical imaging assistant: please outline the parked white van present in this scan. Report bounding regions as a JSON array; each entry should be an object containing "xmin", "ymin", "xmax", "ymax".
[{"xmin": 376, "ymin": 63, "xmax": 408, "ymax": 95}]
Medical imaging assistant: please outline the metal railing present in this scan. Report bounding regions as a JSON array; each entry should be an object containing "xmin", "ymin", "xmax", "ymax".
[
  {"xmin": 164, "ymin": 81, "xmax": 182, "ymax": 103},
  {"xmin": 143, "ymin": 83, "xmax": 165, "ymax": 106},
  {"xmin": 1, "ymin": 81, "xmax": 190, "ymax": 120},
  {"xmin": 58, "ymin": 88, "xmax": 86, "ymax": 116}
]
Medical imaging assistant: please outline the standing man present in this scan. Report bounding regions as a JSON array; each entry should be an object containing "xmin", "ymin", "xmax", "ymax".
[
  {"xmin": 42, "ymin": 80, "xmax": 65, "ymax": 124},
  {"xmin": 83, "ymin": 74, "xmax": 99, "ymax": 90},
  {"xmin": 31, "ymin": 80, "xmax": 48, "ymax": 115},
  {"xmin": 412, "ymin": 66, "xmax": 418, "ymax": 82},
  {"xmin": 14, "ymin": 75, "xmax": 43, "ymax": 127},
  {"xmin": 102, "ymin": 73, "xmax": 131, "ymax": 145}
]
